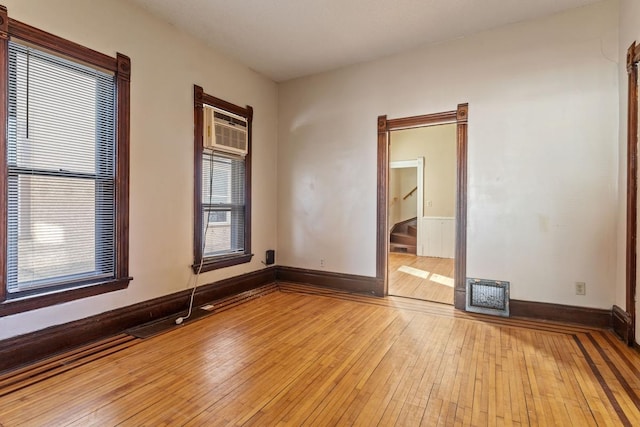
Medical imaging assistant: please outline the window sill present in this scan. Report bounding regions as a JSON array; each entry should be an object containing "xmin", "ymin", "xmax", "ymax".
[
  {"xmin": 192, "ymin": 253, "xmax": 254, "ymax": 273},
  {"xmin": 0, "ymin": 277, "xmax": 132, "ymax": 317}
]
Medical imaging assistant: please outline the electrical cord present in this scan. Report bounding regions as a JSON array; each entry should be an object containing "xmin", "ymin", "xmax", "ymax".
[{"xmin": 175, "ymin": 150, "xmax": 215, "ymax": 325}]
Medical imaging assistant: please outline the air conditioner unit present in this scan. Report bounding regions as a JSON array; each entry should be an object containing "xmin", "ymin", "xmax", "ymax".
[{"xmin": 203, "ymin": 106, "xmax": 248, "ymax": 156}]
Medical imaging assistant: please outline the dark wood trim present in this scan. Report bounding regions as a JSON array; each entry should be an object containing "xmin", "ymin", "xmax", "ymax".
[
  {"xmin": 193, "ymin": 85, "xmax": 204, "ymax": 264},
  {"xmin": 7, "ymin": 17, "xmax": 116, "ymax": 72},
  {"xmin": 613, "ymin": 305, "xmax": 633, "ymax": 345},
  {"xmin": 572, "ymin": 336, "xmax": 631, "ymax": 426},
  {"xmin": 192, "ymin": 253, "xmax": 254, "ymax": 273},
  {"xmin": 454, "ymin": 104, "xmax": 469, "ymax": 310},
  {"xmin": 376, "ymin": 116, "xmax": 388, "ymax": 288},
  {"xmin": 193, "ymin": 85, "xmax": 253, "ymax": 271},
  {"xmin": 387, "ymin": 111, "xmax": 457, "ymax": 130},
  {"xmin": 202, "ymin": 93, "xmax": 252, "ymax": 120},
  {"xmin": 0, "ymin": 262, "xmax": 623, "ymax": 374},
  {"xmin": 277, "ymin": 266, "xmax": 383, "ymax": 296},
  {"xmin": 0, "ymin": 5, "xmax": 7, "ymax": 39},
  {"xmin": 584, "ymin": 333, "xmax": 640, "ymax": 414},
  {"xmin": 634, "ymin": 43, "xmax": 640, "ymax": 64},
  {"xmin": 0, "ymin": 278, "xmax": 130, "ymax": 317},
  {"xmin": 0, "ymin": 6, "xmax": 7, "ymax": 305},
  {"xmin": 377, "ymin": 105, "xmax": 468, "ymax": 306},
  {"xmin": 510, "ymin": 299, "xmax": 611, "ymax": 329},
  {"xmin": 115, "ymin": 53, "xmax": 131, "ymax": 281},
  {"xmin": 245, "ymin": 105, "xmax": 253, "ymax": 262},
  {"xmin": 0, "ymin": 6, "xmax": 132, "ymax": 314},
  {"xmin": 626, "ymin": 41, "xmax": 639, "ymax": 346},
  {"xmin": 0, "ymin": 267, "xmax": 277, "ymax": 373}
]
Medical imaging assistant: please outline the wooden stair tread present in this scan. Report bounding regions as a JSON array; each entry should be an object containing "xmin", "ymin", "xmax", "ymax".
[{"xmin": 390, "ymin": 232, "xmax": 416, "ymax": 246}]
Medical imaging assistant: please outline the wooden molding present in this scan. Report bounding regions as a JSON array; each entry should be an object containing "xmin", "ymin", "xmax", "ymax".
[
  {"xmin": 628, "ymin": 42, "xmax": 640, "ymax": 71},
  {"xmin": 626, "ymin": 41, "xmax": 639, "ymax": 345},
  {"xmin": 193, "ymin": 85, "xmax": 204, "ymax": 264},
  {"xmin": 454, "ymin": 103, "xmax": 469, "ymax": 310},
  {"xmin": 192, "ymin": 86, "xmax": 253, "ymax": 272},
  {"xmin": 376, "ymin": 116, "xmax": 389, "ymax": 286},
  {"xmin": 115, "ymin": 52, "xmax": 131, "ymax": 282},
  {"xmin": 0, "ymin": 278, "xmax": 130, "ymax": 317},
  {"xmin": 0, "ymin": 6, "xmax": 7, "ymax": 39},
  {"xmin": 0, "ymin": 262, "xmax": 623, "ymax": 374},
  {"xmin": 0, "ymin": 6, "xmax": 132, "ymax": 314},
  {"xmin": 0, "ymin": 6, "xmax": 7, "ymax": 305},
  {"xmin": 116, "ymin": 53, "xmax": 131, "ymax": 81},
  {"xmin": 612, "ymin": 305, "xmax": 633, "ymax": 344},
  {"xmin": 377, "ymin": 115, "xmax": 387, "ymax": 133},
  {"xmin": 194, "ymin": 84, "xmax": 204, "ymax": 108},
  {"xmin": 277, "ymin": 266, "xmax": 383, "ymax": 296},
  {"xmin": 7, "ymin": 16, "xmax": 116, "ymax": 72},
  {"xmin": 510, "ymin": 300, "xmax": 611, "ymax": 329},
  {"xmin": 0, "ymin": 267, "xmax": 276, "ymax": 373},
  {"xmin": 377, "ymin": 105, "xmax": 468, "ymax": 308},
  {"xmin": 387, "ymin": 111, "xmax": 457, "ymax": 130}
]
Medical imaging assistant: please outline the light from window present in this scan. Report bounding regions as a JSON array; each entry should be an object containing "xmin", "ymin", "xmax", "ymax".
[
  {"xmin": 192, "ymin": 85, "xmax": 252, "ymax": 271},
  {"xmin": 202, "ymin": 151, "xmax": 245, "ymax": 257},
  {"xmin": 6, "ymin": 40, "xmax": 116, "ymax": 296}
]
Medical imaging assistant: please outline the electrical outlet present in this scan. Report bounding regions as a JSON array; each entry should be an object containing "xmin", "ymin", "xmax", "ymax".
[
  {"xmin": 320, "ymin": 259, "xmax": 325, "ymax": 268},
  {"xmin": 575, "ymin": 282, "xmax": 586, "ymax": 296}
]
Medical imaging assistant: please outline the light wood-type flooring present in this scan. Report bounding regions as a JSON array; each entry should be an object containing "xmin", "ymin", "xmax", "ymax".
[
  {"xmin": 1, "ymin": 283, "xmax": 640, "ymax": 426},
  {"xmin": 389, "ymin": 252, "xmax": 454, "ymax": 305}
]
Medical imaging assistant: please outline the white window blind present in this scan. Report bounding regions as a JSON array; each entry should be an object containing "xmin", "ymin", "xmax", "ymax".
[
  {"xmin": 202, "ymin": 151, "xmax": 245, "ymax": 257},
  {"xmin": 6, "ymin": 40, "xmax": 116, "ymax": 295}
]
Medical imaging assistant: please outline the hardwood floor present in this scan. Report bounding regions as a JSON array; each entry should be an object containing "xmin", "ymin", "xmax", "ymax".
[
  {"xmin": 1, "ymin": 283, "xmax": 639, "ymax": 426},
  {"xmin": 389, "ymin": 252, "xmax": 454, "ymax": 305}
]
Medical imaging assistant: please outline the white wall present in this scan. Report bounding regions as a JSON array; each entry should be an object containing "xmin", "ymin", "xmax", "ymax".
[
  {"xmin": 618, "ymin": 0, "xmax": 640, "ymax": 341},
  {"xmin": 278, "ymin": 1, "xmax": 619, "ymax": 308},
  {"xmin": 0, "ymin": 0, "xmax": 278, "ymax": 340},
  {"xmin": 390, "ymin": 124, "xmax": 457, "ymax": 218},
  {"xmin": 389, "ymin": 167, "xmax": 418, "ymax": 225}
]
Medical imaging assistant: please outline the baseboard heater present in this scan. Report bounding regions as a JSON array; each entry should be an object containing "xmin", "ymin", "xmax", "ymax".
[{"xmin": 466, "ymin": 278, "xmax": 510, "ymax": 317}]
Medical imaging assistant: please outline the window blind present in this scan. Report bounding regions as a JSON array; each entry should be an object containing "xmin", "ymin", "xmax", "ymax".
[
  {"xmin": 6, "ymin": 40, "xmax": 116, "ymax": 295},
  {"xmin": 202, "ymin": 151, "xmax": 245, "ymax": 257}
]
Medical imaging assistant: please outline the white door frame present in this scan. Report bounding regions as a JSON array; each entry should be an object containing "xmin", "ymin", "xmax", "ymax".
[{"xmin": 389, "ymin": 158, "xmax": 424, "ymax": 255}]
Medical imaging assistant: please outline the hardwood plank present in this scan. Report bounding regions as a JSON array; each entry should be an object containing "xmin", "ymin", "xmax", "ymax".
[
  {"xmin": 0, "ymin": 288, "xmax": 638, "ymax": 426},
  {"xmin": 388, "ymin": 252, "xmax": 454, "ymax": 305}
]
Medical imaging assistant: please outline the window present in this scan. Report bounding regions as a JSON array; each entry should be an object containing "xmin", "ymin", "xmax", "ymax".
[
  {"xmin": 193, "ymin": 85, "xmax": 252, "ymax": 271},
  {"xmin": 0, "ymin": 7, "xmax": 131, "ymax": 316}
]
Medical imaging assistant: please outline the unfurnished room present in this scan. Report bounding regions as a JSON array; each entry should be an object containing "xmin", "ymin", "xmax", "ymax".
[{"xmin": 1, "ymin": 0, "xmax": 640, "ymax": 425}]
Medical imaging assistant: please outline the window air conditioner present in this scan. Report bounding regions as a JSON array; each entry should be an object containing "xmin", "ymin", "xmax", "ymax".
[{"xmin": 203, "ymin": 105, "xmax": 248, "ymax": 156}]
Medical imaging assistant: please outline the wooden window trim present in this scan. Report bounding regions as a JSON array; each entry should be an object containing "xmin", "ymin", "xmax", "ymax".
[
  {"xmin": 0, "ymin": 5, "xmax": 132, "ymax": 316},
  {"xmin": 193, "ymin": 85, "xmax": 253, "ymax": 273}
]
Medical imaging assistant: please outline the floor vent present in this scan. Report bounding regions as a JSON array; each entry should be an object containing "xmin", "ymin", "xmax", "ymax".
[{"xmin": 466, "ymin": 278, "xmax": 510, "ymax": 317}]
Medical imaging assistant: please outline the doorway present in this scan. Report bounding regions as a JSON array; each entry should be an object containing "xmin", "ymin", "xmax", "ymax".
[
  {"xmin": 376, "ymin": 104, "xmax": 468, "ymax": 309},
  {"xmin": 388, "ymin": 125, "xmax": 456, "ymax": 304}
]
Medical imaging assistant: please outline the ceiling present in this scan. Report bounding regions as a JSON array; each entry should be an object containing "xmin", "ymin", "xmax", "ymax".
[{"xmin": 128, "ymin": 0, "xmax": 601, "ymax": 82}]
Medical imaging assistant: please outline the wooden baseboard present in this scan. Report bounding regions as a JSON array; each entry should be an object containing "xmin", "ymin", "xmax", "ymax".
[
  {"xmin": 509, "ymin": 299, "xmax": 611, "ymax": 329},
  {"xmin": 0, "ymin": 267, "xmax": 276, "ymax": 373},
  {"xmin": 276, "ymin": 266, "xmax": 383, "ymax": 296},
  {"xmin": 612, "ymin": 305, "xmax": 633, "ymax": 345},
  {"xmin": 1, "ymin": 263, "xmax": 626, "ymax": 373}
]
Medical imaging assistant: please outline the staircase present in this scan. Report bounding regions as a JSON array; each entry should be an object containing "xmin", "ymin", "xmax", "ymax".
[{"xmin": 390, "ymin": 218, "xmax": 417, "ymax": 254}]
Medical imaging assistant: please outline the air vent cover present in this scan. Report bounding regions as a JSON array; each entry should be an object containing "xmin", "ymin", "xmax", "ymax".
[{"xmin": 466, "ymin": 278, "xmax": 510, "ymax": 317}]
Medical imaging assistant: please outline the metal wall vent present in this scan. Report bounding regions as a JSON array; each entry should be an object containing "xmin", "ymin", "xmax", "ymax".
[{"xmin": 466, "ymin": 278, "xmax": 510, "ymax": 317}]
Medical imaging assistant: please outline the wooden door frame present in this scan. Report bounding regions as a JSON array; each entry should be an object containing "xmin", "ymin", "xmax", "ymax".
[
  {"xmin": 377, "ymin": 104, "xmax": 468, "ymax": 308},
  {"xmin": 624, "ymin": 42, "xmax": 640, "ymax": 345}
]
